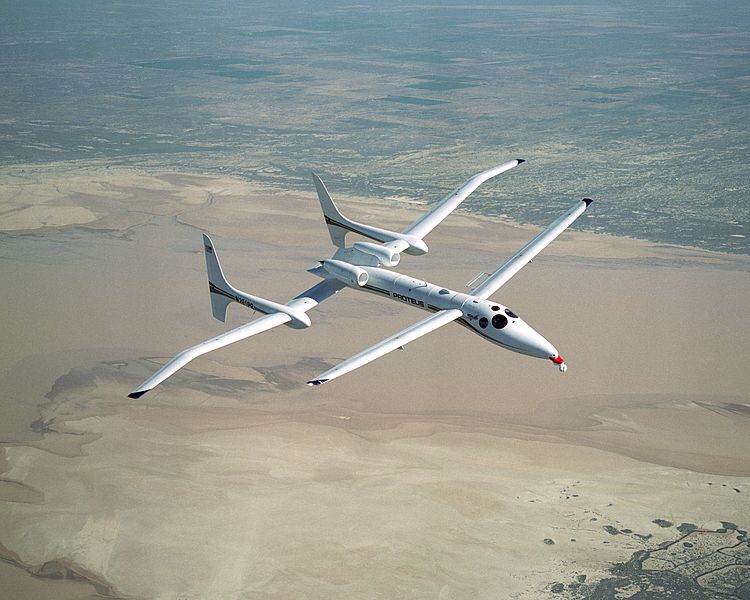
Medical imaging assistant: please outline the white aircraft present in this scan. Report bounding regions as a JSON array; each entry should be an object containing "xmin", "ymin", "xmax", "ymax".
[{"xmin": 129, "ymin": 159, "xmax": 591, "ymax": 398}]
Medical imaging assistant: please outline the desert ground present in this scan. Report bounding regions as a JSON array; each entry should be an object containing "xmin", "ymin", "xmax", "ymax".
[{"xmin": 0, "ymin": 165, "xmax": 748, "ymax": 599}]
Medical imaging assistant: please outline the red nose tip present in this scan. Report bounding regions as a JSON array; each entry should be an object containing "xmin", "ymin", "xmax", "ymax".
[{"xmin": 551, "ymin": 355, "xmax": 565, "ymax": 365}]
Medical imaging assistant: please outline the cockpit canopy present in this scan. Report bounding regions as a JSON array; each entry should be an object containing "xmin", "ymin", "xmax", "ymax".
[{"xmin": 476, "ymin": 303, "xmax": 519, "ymax": 330}]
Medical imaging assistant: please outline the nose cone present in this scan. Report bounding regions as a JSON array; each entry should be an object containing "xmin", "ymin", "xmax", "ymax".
[{"xmin": 510, "ymin": 322, "xmax": 558, "ymax": 359}]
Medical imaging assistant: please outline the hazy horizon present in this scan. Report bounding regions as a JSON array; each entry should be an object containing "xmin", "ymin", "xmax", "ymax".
[{"xmin": 1, "ymin": 0, "xmax": 748, "ymax": 252}]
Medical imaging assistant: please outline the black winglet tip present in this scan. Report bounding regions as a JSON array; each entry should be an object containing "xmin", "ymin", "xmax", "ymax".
[
  {"xmin": 583, "ymin": 198, "xmax": 593, "ymax": 206},
  {"xmin": 516, "ymin": 158, "xmax": 525, "ymax": 164},
  {"xmin": 128, "ymin": 390, "xmax": 149, "ymax": 399},
  {"xmin": 306, "ymin": 379, "xmax": 329, "ymax": 386}
]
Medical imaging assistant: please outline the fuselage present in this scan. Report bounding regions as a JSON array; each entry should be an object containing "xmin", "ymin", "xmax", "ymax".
[{"xmin": 350, "ymin": 266, "xmax": 560, "ymax": 360}]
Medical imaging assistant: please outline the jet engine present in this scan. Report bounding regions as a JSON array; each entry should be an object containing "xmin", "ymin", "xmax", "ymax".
[
  {"xmin": 352, "ymin": 242, "xmax": 401, "ymax": 267},
  {"xmin": 321, "ymin": 260, "xmax": 369, "ymax": 287}
]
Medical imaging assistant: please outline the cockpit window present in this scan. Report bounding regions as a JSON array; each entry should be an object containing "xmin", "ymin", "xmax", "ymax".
[
  {"xmin": 438, "ymin": 288, "xmax": 450, "ymax": 295},
  {"xmin": 504, "ymin": 308, "xmax": 518, "ymax": 318},
  {"xmin": 492, "ymin": 314, "xmax": 508, "ymax": 329},
  {"xmin": 491, "ymin": 305, "xmax": 500, "ymax": 311},
  {"xmin": 479, "ymin": 317, "xmax": 488, "ymax": 329}
]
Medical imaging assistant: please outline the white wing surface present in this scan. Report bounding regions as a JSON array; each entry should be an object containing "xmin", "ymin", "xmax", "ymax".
[
  {"xmin": 313, "ymin": 160, "xmax": 522, "ymax": 257},
  {"xmin": 129, "ymin": 279, "xmax": 345, "ymax": 398},
  {"xmin": 287, "ymin": 278, "xmax": 346, "ymax": 311},
  {"xmin": 471, "ymin": 199, "xmax": 592, "ymax": 299},
  {"xmin": 307, "ymin": 308, "xmax": 463, "ymax": 386},
  {"xmin": 402, "ymin": 159, "xmax": 523, "ymax": 240},
  {"xmin": 129, "ymin": 313, "xmax": 291, "ymax": 398}
]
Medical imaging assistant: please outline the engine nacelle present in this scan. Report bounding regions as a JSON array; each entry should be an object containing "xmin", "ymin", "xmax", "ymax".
[
  {"xmin": 321, "ymin": 260, "xmax": 369, "ymax": 287},
  {"xmin": 352, "ymin": 241, "xmax": 401, "ymax": 267}
]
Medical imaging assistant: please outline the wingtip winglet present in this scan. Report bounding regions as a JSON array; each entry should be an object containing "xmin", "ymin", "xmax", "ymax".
[
  {"xmin": 128, "ymin": 389, "xmax": 149, "ymax": 399},
  {"xmin": 516, "ymin": 158, "xmax": 525, "ymax": 164},
  {"xmin": 306, "ymin": 379, "xmax": 329, "ymax": 386},
  {"xmin": 583, "ymin": 198, "xmax": 593, "ymax": 207}
]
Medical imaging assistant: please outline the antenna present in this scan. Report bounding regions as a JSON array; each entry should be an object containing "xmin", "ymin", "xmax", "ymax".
[{"xmin": 465, "ymin": 271, "xmax": 489, "ymax": 288}]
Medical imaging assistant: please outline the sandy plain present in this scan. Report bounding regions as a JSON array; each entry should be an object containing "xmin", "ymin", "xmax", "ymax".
[{"xmin": 0, "ymin": 164, "xmax": 748, "ymax": 599}]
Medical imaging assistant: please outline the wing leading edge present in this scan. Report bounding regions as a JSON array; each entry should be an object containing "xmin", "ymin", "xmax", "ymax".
[
  {"xmin": 307, "ymin": 308, "xmax": 463, "ymax": 386},
  {"xmin": 471, "ymin": 199, "xmax": 592, "ymax": 299},
  {"xmin": 129, "ymin": 278, "xmax": 345, "ymax": 398},
  {"xmin": 313, "ymin": 160, "xmax": 523, "ymax": 256},
  {"xmin": 401, "ymin": 159, "xmax": 523, "ymax": 240}
]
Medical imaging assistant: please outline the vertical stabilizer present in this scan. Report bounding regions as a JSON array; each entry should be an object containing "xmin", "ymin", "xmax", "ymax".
[
  {"xmin": 203, "ymin": 234, "xmax": 232, "ymax": 322},
  {"xmin": 312, "ymin": 173, "xmax": 349, "ymax": 248},
  {"xmin": 201, "ymin": 234, "xmax": 312, "ymax": 328}
]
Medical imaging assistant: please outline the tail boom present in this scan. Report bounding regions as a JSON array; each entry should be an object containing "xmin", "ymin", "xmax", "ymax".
[
  {"xmin": 311, "ymin": 160, "xmax": 522, "ymax": 257},
  {"xmin": 312, "ymin": 173, "xmax": 428, "ymax": 255}
]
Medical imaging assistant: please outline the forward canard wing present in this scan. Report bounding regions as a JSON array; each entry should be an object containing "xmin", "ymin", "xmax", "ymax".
[
  {"xmin": 471, "ymin": 199, "xmax": 592, "ymax": 299},
  {"xmin": 313, "ymin": 160, "xmax": 523, "ymax": 257},
  {"xmin": 307, "ymin": 308, "xmax": 463, "ymax": 386}
]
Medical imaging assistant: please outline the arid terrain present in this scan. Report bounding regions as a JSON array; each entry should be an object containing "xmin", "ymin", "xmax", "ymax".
[{"xmin": 0, "ymin": 166, "xmax": 748, "ymax": 598}]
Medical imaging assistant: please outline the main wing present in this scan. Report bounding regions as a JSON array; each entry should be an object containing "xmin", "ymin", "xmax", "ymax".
[
  {"xmin": 471, "ymin": 199, "xmax": 592, "ymax": 299},
  {"xmin": 307, "ymin": 308, "xmax": 463, "ymax": 386},
  {"xmin": 314, "ymin": 160, "xmax": 523, "ymax": 256},
  {"xmin": 129, "ymin": 278, "xmax": 345, "ymax": 398},
  {"xmin": 401, "ymin": 159, "xmax": 524, "ymax": 241}
]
